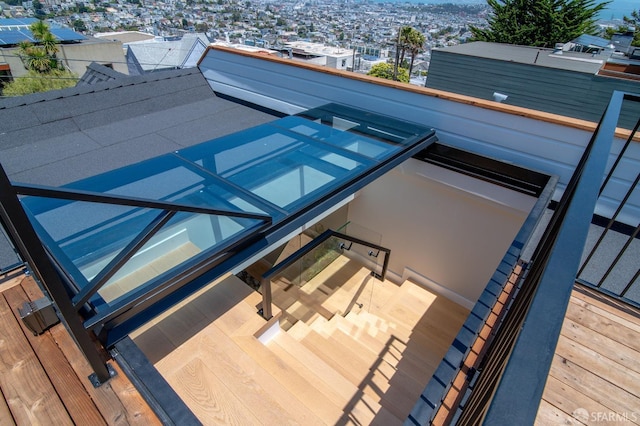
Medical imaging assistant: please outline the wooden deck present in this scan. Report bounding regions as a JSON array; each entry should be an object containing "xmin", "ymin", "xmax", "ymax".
[
  {"xmin": 0, "ymin": 272, "xmax": 160, "ymax": 426},
  {"xmin": 536, "ymin": 285, "xmax": 640, "ymax": 425}
]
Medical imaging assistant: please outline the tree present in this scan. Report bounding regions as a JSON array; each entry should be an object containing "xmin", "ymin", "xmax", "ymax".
[
  {"xmin": 406, "ymin": 29, "xmax": 425, "ymax": 77},
  {"xmin": 18, "ymin": 21, "xmax": 61, "ymax": 73},
  {"xmin": 73, "ymin": 19, "xmax": 87, "ymax": 33},
  {"xmin": 8, "ymin": 22, "xmax": 78, "ymax": 96},
  {"xmin": 393, "ymin": 26, "xmax": 424, "ymax": 80},
  {"xmin": 367, "ymin": 62, "xmax": 409, "ymax": 83},
  {"xmin": 470, "ymin": 0, "xmax": 609, "ymax": 47},
  {"xmin": 605, "ymin": 10, "xmax": 640, "ymax": 47},
  {"xmin": 2, "ymin": 70, "xmax": 77, "ymax": 96}
]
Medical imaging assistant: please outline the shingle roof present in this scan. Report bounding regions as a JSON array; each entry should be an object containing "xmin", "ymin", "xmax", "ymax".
[
  {"xmin": 76, "ymin": 61, "xmax": 128, "ymax": 86},
  {"xmin": 0, "ymin": 67, "xmax": 279, "ymax": 187}
]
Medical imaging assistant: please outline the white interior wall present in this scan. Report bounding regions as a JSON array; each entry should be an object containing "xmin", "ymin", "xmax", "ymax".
[{"xmin": 346, "ymin": 159, "xmax": 536, "ymax": 304}]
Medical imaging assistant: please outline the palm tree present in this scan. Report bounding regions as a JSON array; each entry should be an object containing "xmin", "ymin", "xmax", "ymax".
[
  {"xmin": 18, "ymin": 21, "xmax": 61, "ymax": 73},
  {"xmin": 407, "ymin": 29, "xmax": 425, "ymax": 77},
  {"xmin": 398, "ymin": 26, "xmax": 413, "ymax": 66},
  {"xmin": 18, "ymin": 42, "xmax": 52, "ymax": 72}
]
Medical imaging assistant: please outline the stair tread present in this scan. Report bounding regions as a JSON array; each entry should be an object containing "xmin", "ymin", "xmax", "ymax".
[
  {"xmin": 232, "ymin": 335, "xmax": 347, "ymax": 424},
  {"xmin": 269, "ymin": 331, "xmax": 385, "ymax": 425},
  {"xmin": 302, "ymin": 330, "xmax": 373, "ymax": 385},
  {"xmin": 156, "ymin": 324, "xmax": 324, "ymax": 425}
]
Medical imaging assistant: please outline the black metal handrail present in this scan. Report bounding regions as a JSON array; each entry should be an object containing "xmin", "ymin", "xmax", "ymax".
[
  {"xmin": 458, "ymin": 91, "xmax": 635, "ymax": 424},
  {"xmin": 260, "ymin": 229, "xmax": 391, "ymax": 319},
  {"xmin": 575, "ymin": 112, "xmax": 640, "ymax": 306}
]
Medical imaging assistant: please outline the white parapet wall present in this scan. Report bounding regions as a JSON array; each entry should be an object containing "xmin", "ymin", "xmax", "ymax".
[{"xmin": 199, "ymin": 46, "xmax": 640, "ymax": 226}]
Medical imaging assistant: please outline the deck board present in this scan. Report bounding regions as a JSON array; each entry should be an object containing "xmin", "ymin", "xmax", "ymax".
[
  {"xmin": 3, "ymin": 285, "xmax": 105, "ymax": 426},
  {"xmin": 0, "ymin": 291, "xmax": 73, "ymax": 426},
  {"xmin": 0, "ymin": 274, "xmax": 160, "ymax": 426},
  {"xmin": 537, "ymin": 285, "xmax": 640, "ymax": 426}
]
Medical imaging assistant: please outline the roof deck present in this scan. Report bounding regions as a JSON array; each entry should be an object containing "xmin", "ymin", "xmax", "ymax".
[
  {"xmin": 536, "ymin": 285, "xmax": 640, "ymax": 425},
  {"xmin": 1, "ymin": 47, "xmax": 639, "ymax": 425},
  {"xmin": 0, "ymin": 273, "xmax": 159, "ymax": 425}
]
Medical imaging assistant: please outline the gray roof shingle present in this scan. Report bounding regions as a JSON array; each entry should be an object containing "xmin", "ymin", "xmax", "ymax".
[{"xmin": 0, "ymin": 67, "xmax": 280, "ymax": 187}]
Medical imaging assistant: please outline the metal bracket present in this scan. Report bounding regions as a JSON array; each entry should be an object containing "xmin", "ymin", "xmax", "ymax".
[
  {"xmin": 18, "ymin": 297, "xmax": 60, "ymax": 336},
  {"xmin": 88, "ymin": 362, "xmax": 117, "ymax": 388},
  {"xmin": 338, "ymin": 241, "xmax": 352, "ymax": 251}
]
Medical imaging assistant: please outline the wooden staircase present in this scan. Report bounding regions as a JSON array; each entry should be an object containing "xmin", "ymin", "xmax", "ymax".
[{"xmin": 133, "ymin": 271, "xmax": 469, "ymax": 425}]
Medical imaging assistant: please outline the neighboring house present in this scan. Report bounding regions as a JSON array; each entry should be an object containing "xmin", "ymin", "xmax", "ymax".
[
  {"xmin": 0, "ymin": 45, "xmax": 638, "ymax": 426},
  {"xmin": 0, "ymin": 18, "xmax": 128, "ymax": 78},
  {"xmin": 425, "ymin": 41, "xmax": 640, "ymax": 127},
  {"xmin": 124, "ymin": 33, "xmax": 209, "ymax": 74},
  {"xmin": 277, "ymin": 41, "xmax": 356, "ymax": 70},
  {"xmin": 93, "ymin": 30, "xmax": 157, "ymax": 45}
]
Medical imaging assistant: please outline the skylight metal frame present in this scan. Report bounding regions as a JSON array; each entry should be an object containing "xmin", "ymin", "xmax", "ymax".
[{"xmin": 1, "ymin": 103, "xmax": 438, "ymax": 385}]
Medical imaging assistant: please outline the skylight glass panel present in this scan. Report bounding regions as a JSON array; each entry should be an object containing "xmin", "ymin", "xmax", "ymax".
[
  {"xmin": 22, "ymin": 103, "xmax": 436, "ymax": 313},
  {"xmin": 179, "ymin": 122, "xmax": 373, "ymax": 212}
]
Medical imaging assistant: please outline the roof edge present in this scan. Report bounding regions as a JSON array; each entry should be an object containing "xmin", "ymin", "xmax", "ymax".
[{"xmin": 202, "ymin": 45, "xmax": 638, "ymax": 142}]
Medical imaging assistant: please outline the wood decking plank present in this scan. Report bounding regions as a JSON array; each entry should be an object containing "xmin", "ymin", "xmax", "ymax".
[
  {"xmin": 571, "ymin": 285, "xmax": 640, "ymax": 332},
  {"xmin": 535, "ymin": 399, "xmax": 586, "ymax": 426},
  {"xmin": 561, "ymin": 316, "xmax": 640, "ymax": 374},
  {"xmin": 565, "ymin": 297, "xmax": 640, "ymax": 352},
  {"xmin": 570, "ymin": 290, "xmax": 640, "ymax": 333},
  {"xmin": 548, "ymin": 353, "xmax": 640, "ymax": 422},
  {"xmin": 542, "ymin": 375, "xmax": 615, "ymax": 426},
  {"xmin": 48, "ymin": 319, "xmax": 152, "ymax": 426},
  {"xmin": 20, "ymin": 276, "xmax": 159, "ymax": 426},
  {"xmin": 539, "ymin": 288, "xmax": 640, "ymax": 425},
  {"xmin": 107, "ymin": 362, "xmax": 162, "ymax": 426},
  {"xmin": 0, "ymin": 275, "xmax": 24, "ymax": 294},
  {"xmin": 554, "ymin": 334, "xmax": 640, "ymax": 400},
  {"xmin": 0, "ymin": 294, "xmax": 72, "ymax": 426},
  {"xmin": 0, "ymin": 387, "xmax": 16, "ymax": 426},
  {"xmin": 3, "ymin": 285, "xmax": 105, "ymax": 426}
]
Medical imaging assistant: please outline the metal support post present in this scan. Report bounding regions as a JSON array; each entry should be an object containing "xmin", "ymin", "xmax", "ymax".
[
  {"xmin": 260, "ymin": 277, "xmax": 273, "ymax": 320},
  {"xmin": 0, "ymin": 165, "xmax": 113, "ymax": 385}
]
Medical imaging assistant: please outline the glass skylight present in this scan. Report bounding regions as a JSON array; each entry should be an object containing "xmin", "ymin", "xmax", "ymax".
[{"xmin": 21, "ymin": 104, "xmax": 435, "ymax": 311}]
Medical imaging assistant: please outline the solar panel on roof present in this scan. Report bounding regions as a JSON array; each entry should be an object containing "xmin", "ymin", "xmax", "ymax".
[
  {"xmin": 0, "ymin": 18, "xmax": 38, "ymax": 28},
  {"xmin": 0, "ymin": 32, "xmax": 34, "ymax": 45},
  {"xmin": 50, "ymin": 28, "xmax": 86, "ymax": 42},
  {"xmin": 0, "ymin": 28, "xmax": 85, "ymax": 46}
]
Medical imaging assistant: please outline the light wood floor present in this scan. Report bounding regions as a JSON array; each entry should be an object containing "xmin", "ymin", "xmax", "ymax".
[
  {"xmin": 536, "ymin": 285, "xmax": 640, "ymax": 426},
  {"xmin": 131, "ymin": 257, "xmax": 470, "ymax": 425},
  {"xmin": 0, "ymin": 273, "xmax": 160, "ymax": 426}
]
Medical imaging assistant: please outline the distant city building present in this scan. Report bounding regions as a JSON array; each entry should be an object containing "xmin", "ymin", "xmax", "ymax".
[
  {"xmin": 276, "ymin": 41, "xmax": 356, "ymax": 71},
  {"xmin": 120, "ymin": 33, "xmax": 210, "ymax": 74}
]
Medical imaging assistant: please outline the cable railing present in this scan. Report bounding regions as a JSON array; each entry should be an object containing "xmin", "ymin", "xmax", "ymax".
[
  {"xmin": 458, "ymin": 91, "xmax": 638, "ymax": 424},
  {"xmin": 575, "ymin": 117, "xmax": 640, "ymax": 307}
]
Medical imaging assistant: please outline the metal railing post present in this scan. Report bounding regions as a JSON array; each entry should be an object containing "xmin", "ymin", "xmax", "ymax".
[
  {"xmin": 260, "ymin": 277, "xmax": 273, "ymax": 320},
  {"xmin": 0, "ymin": 165, "xmax": 113, "ymax": 386}
]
